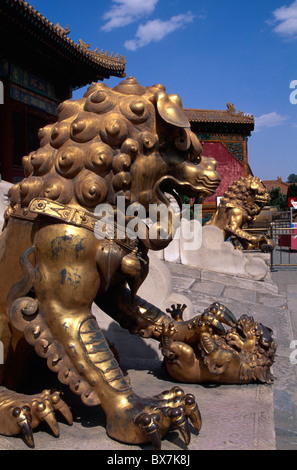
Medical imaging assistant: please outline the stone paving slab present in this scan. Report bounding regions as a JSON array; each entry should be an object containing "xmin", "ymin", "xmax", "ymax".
[
  {"xmin": 190, "ymin": 280, "xmax": 225, "ymax": 296},
  {"xmin": 200, "ymin": 267, "xmax": 278, "ymax": 294}
]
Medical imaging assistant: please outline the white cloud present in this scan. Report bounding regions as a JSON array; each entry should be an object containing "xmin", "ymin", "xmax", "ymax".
[
  {"xmin": 270, "ymin": 1, "xmax": 297, "ymax": 38},
  {"xmin": 124, "ymin": 11, "xmax": 194, "ymax": 50},
  {"xmin": 254, "ymin": 112, "xmax": 288, "ymax": 132},
  {"xmin": 101, "ymin": 0, "xmax": 158, "ymax": 32}
]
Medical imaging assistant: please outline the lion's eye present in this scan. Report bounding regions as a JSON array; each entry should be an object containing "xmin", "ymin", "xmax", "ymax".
[
  {"xmin": 188, "ymin": 154, "xmax": 201, "ymax": 165},
  {"xmin": 193, "ymin": 156, "xmax": 201, "ymax": 165}
]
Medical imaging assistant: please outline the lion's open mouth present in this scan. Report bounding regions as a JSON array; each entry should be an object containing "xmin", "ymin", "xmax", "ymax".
[
  {"xmin": 156, "ymin": 175, "xmax": 220, "ymax": 209},
  {"xmin": 255, "ymin": 195, "xmax": 270, "ymax": 205}
]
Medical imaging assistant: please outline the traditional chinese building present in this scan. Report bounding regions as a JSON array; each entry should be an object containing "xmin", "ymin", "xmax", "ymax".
[
  {"xmin": 185, "ymin": 104, "xmax": 254, "ymax": 221},
  {"xmin": 262, "ymin": 177, "xmax": 290, "ymax": 195},
  {"xmin": 0, "ymin": 0, "xmax": 126, "ymax": 183}
]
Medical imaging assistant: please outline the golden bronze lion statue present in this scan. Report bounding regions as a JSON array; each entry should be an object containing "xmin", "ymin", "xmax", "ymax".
[
  {"xmin": 206, "ymin": 176, "xmax": 275, "ymax": 252},
  {"xmin": 0, "ymin": 77, "xmax": 276, "ymax": 449}
]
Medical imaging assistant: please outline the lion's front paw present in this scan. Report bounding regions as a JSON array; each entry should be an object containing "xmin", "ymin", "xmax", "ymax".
[
  {"xmin": 0, "ymin": 388, "xmax": 72, "ymax": 447},
  {"xmin": 107, "ymin": 386, "xmax": 201, "ymax": 449}
]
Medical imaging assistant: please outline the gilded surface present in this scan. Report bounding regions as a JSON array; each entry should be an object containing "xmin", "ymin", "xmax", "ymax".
[
  {"xmin": 206, "ymin": 176, "xmax": 275, "ymax": 251},
  {"xmin": 0, "ymin": 77, "xmax": 275, "ymax": 449}
]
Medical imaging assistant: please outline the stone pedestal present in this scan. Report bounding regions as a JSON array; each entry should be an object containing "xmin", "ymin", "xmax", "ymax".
[{"xmin": 180, "ymin": 223, "xmax": 271, "ymax": 281}]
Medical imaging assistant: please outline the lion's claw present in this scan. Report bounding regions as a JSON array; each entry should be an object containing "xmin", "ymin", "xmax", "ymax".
[
  {"xmin": 207, "ymin": 302, "xmax": 237, "ymax": 327},
  {"xmin": 49, "ymin": 390, "xmax": 73, "ymax": 427},
  {"xmin": 164, "ymin": 405, "xmax": 191, "ymax": 444},
  {"xmin": 29, "ymin": 390, "xmax": 72, "ymax": 439},
  {"xmin": 0, "ymin": 389, "xmax": 72, "ymax": 448},
  {"xmin": 12, "ymin": 405, "xmax": 34, "ymax": 448},
  {"xmin": 135, "ymin": 412, "xmax": 162, "ymax": 449},
  {"xmin": 184, "ymin": 393, "xmax": 201, "ymax": 431},
  {"xmin": 133, "ymin": 386, "xmax": 201, "ymax": 449}
]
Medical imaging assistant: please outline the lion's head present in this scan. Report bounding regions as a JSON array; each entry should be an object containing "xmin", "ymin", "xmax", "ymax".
[
  {"xmin": 5, "ymin": 77, "xmax": 220, "ymax": 248},
  {"xmin": 219, "ymin": 176, "xmax": 270, "ymax": 218}
]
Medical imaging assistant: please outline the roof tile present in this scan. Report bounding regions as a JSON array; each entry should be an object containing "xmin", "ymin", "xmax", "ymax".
[
  {"xmin": 8, "ymin": 0, "xmax": 126, "ymax": 76},
  {"xmin": 185, "ymin": 103, "xmax": 254, "ymax": 125}
]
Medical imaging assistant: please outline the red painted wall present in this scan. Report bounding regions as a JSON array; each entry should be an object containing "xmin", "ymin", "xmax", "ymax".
[{"xmin": 202, "ymin": 142, "xmax": 244, "ymax": 203}]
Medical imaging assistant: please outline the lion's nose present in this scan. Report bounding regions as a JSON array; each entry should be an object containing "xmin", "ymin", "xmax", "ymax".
[{"xmin": 201, "ymin": 156, "xmax": 218, "ymax": 170}]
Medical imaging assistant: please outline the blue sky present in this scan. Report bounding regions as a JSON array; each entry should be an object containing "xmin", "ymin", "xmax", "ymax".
[{"xmin": 29, "ymin": 0, "xmax": 297, "ymax": 182}]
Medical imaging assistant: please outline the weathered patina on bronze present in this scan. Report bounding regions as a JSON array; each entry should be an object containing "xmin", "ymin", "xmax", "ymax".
[
  {"xmin": 0, "ymin": 77, "xmax": 276, "ymax": 449},
  {"xmin": 206, "ymin": 176, "xmax": 275, "ymax": 252}
]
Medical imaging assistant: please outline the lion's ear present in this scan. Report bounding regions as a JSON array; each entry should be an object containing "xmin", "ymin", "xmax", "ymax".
[{"xmin": 152, "ymin": 91, "xmax": 190, "ymax": 129}]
